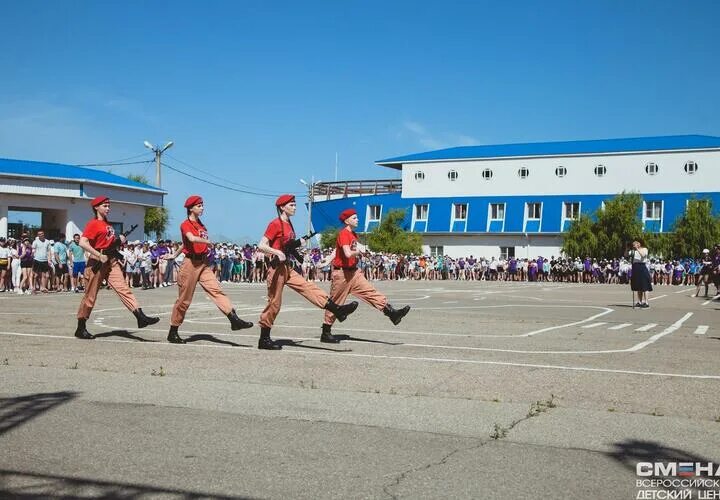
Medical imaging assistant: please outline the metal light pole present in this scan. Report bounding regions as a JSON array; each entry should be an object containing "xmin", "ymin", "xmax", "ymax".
[
  {"xmin": 144, "ymin": 140, "xmax": 174, "ymax": 187},
  {"xmin": 300, "ymin": 176, "xmax": 315, "ymax": 235}
]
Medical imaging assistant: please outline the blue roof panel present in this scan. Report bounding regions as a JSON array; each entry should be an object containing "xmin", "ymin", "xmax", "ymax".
[
  {"xmin": 376, "ymin": 135, "xmax": 720, "ymax": 165},
  {"xmin": 0, "ymin": 157, "xmax": 164, "ymax": 192}
]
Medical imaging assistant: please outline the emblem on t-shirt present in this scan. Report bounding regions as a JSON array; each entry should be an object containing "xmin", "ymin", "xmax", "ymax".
[
  {"xmin": 106, "ymin": 226, "xmax": 116, "ymax": 238},
  {"xmin": 200, "ymin": 230, "xmax": 208, "ymax": 240}
]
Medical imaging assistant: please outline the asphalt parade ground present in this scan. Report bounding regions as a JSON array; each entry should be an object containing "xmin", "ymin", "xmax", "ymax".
[{"xmin": 1, "ymin": 280, "xmax": 719, "ymax": 499}]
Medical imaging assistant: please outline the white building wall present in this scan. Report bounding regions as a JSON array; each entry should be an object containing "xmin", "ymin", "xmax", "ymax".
[
  {"xmin": 401, "ymin": 150, "xmax": 720, "ymax": 198},
  {"xmin": 421, "ymin": 234, "xmax": 563, "ymax": 259}
]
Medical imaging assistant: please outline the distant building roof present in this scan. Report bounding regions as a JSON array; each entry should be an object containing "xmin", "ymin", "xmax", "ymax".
[
  {"xmin": 0, "ymin": 157, "xmax": 165, "ymax": 192},
  {"xmin": 376, "ymin": 134, "xmax": 720, "ymax": 168}
]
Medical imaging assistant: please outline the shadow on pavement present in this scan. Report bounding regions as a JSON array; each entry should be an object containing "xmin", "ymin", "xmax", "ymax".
[
  {"xmin": 185, "ymin": 334, "xmax": 250, "ymax": 347},
  {"xmin": 94, "ymin": 330, "xmax": 155, "ymax": 342},
  {"xmin": 0, "ymin": 392, "xmax": 78, "ymax": 436},
  {"xmin": 274, "ymin": 339, "xmax": 352, "ymax": 352},
  {"xmin": 0, "ymin": 468, "xmax": 255, "ymax": 499},
  {"xmin": 606, "ymin": 439, "xmax": 718, "ymax": 493},
  {"xmin": 332, "ymin": 334, "xmax": 403, "ymax": 346}
]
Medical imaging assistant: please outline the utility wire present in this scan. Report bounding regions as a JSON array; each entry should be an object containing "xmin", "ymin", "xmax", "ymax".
[
  {"xmin": 162, "ymin": 161, "xmax": 304, "ymax": 198},
  {"xmin": 75, "ymin": 152, "xmax": 153, "ymax": 167},
  {"xmin": 165, "ymin": 153, "xmax": 291, "ymax": 195},
  {"xmin": 76, "ymin": 159, "xmax": 153, "ymax": 168}
]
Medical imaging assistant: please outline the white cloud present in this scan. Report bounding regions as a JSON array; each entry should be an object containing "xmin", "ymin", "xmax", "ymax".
[{"xmin": 399, "ymin": 121, "xmax": 480, "ymax": 150}]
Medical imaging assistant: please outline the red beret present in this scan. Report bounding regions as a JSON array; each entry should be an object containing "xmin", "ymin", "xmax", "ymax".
[
  {"xmin": 275, "ymin": 194, "xmax": 295, "ymax": 207},
  {"xmin": 339, "ymin": 208, "xmax": 357, "ymax": 222},
  {"xmin": 90, "ymin": 196, "xmax": 109, "ymax": 207},
  {"xmin": 184, "ymin": 195, "xmax": 203, "ymax": 208}
]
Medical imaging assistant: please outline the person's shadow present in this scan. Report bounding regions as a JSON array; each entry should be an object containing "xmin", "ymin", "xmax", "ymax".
[
  {"xmin": 94, "ymin": 330, "xmax": 155, "ymax": 342},
  {"xmin": 184, "ymin": 334, "xmax": 249, "ymax": 347},
  {"xmin": 273, "ymin": 339, "xmax": 352, "ymax": 352},
  {"xmin": 331, "ymin": 334, "xmax": 403, "ymax": 345}
]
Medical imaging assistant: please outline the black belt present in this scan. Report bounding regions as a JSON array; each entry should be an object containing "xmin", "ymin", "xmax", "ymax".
[
  {"xmin": 341, "ymin": 266, "xmax": 357, "ymax": 271},
  {"xmin": 188, "ymin": 254, "xmax": 206, "ymax": 263}
]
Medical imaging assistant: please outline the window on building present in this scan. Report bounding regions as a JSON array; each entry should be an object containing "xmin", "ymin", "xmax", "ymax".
[
  {"xmin": 684, "ymin": 161, "xmax": 698, "ymax": 174},
  {"xmin": 482, "ymin": 168, "xmax": 493, "ymax": 180},
  {"xmin": 448, "ymin": 170, "xmax": 458, "ymax": 181},
  {"xmin": 500, "ymin": 246, "xmax": 515, "ymax": 260},
  {"xmin": 594, "ymin": 165, "xmax": 607, "ymax": 177},
  {"xmin": 430, "ymin": 245, "xmax": 444, "ymax": 257},
  {"xmin": 555, "ymin": 166, "xmax": 567, "ymax": 177},
  {"xmin": 368, "ymin": 205, "xmax": 381, "ymax": 221},
  {"xmin": 414, "ymin": 171, "xmax": 425, "ymax": 181},
  {"xmin": 645, "ymin": 201, "xmax": 662, "ymax": 220},
  {"xmin": 490, "ymin": 203, "xmax": 505, "ymax": 220},
  {"xmin": 564, "ymin": 202, "xmax": 580, "ymax": 220},
  {"xmin": 453, "ymin": 203, "xmax": 468, "ymax": 220},
  {"xmin": 414, "ymin": 204, "xmax": 429, "ymax": 220},
  {"xmin": 518, "ymin": 166, "xmax": 529, "ymax": 179},
  {"xmin": 645, "ymin": 162, "xmax": 659, "ymax": 175},
  {"xmin": 526, "ymin": 202, "xmax": 542, "ymax": 219}
]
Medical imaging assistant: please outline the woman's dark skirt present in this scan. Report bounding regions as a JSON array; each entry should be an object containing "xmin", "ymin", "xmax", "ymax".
[{"xmin": 631, "ymin": 262, "xmax": 653, "ymax": 292}]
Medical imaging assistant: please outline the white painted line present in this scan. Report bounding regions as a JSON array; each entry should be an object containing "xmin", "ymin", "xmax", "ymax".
[
  {"xmin": 675, "ymin": 288, "xmax": 694, "ymax": 294},
  {"xmin": 648, "ymin": 295, "xmax": 667, "ymax": 301},
  {"xmin": 608, "ymin": 323, "xmax": 632, "ymax": 330},
  {"xmin": 2, "ymin": 329, "xmax": 718, "ymax": 380},
  {"xmin": 627, "ymin": 313, "xmax": 692, "ymax": 352},
  {"xmin": 694, "ymin": 325, "xmax": 708, "ymax": 335},
  {"xmin": 581, "ymin": 323, "xmax": 607, "ymax": 329},
  {"xmin": 702, "ymin": 300, "xmax": 711, "ymax": 306},
  {"xmin": 635, "ymin": 323, "xmax": 657, "ymax": 332}
]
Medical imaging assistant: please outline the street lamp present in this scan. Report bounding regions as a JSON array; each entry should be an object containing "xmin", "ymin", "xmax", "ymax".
[
  {"xmin": 300, "ymin": 177, "xmax": 315, "ymax": 236},
  {"xmin": 144, "ymin": 140, "xmax": 174, "ymax": 187}
]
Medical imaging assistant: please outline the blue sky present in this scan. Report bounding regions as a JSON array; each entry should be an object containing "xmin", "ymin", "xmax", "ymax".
[{"xmin": 2, "ymin": 0, "xmax": 719, "ymax": 240}]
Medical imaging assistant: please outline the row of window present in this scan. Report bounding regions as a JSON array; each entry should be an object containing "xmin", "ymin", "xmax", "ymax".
[
  {"xmin": 367, "ymin": 201, "xmax": 666, "ymax": 224},
  {"xmin": 413, "ymin": 161, "xmax": 700, "ymax": 182}
]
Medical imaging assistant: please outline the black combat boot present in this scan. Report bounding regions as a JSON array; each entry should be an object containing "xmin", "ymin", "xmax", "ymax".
[
  {"xmin": 324, "ymin": 298, "xmax": 359, "ymax": 323},
  {"xmin": 167, "ymin": 325, "xmax": 186, "ymax": 344},
  {"xmin": 227, "ymin": 309, "xmax": 253, "ymax": 330},
  {"xmin": 74, "ymin": 318, "xmax": 95, "ymax": 340},
  {"xmin": 383, "ymin": 304, "xmax": 411, "ymax": 326},
  {"xmin": 320, "ymin": 323, "xmax": 340, "ymax": 343},
  {"xmin": 258, "ymin": 326, "xmax": 281, "ymax": 350},
  {"xmin": 133, "ymin": 308, "xmax": 160, "ymax": 329}
]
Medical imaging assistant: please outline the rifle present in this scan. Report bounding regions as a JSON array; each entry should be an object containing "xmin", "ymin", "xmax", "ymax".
[
  {"xmin": 91, "ymin": 224, "xmax": 138, "ymax": 272},
  {"xmin": 270, "ymin": 231, "xmax": 317, "ymax": 270}
]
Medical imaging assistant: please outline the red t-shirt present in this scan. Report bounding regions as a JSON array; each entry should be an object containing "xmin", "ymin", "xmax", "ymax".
[
  {"xmin": 82, "ymin": 219, "xmax": 115, "ymax": 250},
  {"xmin": 263, "ymin": 218, "xmax": 295, "ymax": 251},
  {"xmin": 332, "ymin": 228, "xmax": 358, "ymax": 268},
  {"xmin": 180, "ymin": 219, "xmax": 209, "ymax": 255}
]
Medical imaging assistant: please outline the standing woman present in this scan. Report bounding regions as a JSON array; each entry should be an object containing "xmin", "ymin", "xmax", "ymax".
[
  {"xmin": 75, "ymin": 196, "xmax": 159, "ymax": 339},
  {"xmin": 19, "ymin": 237, "xmax": 34, "ymax": 294},
  {"xmin": 165, "ymin": 195, "xmax": 253, "ymax": 344},
  {"xmin": 630, "ymin": 238, "xmax": 652, "ymax": 308},
  {"xmin": 257, "ymin": 194, "xmax": 358, "ymax": 350}
]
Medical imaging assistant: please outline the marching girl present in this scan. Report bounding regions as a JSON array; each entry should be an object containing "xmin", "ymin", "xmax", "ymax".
[
  {"xmin": 315, "ymin": 208, "xmax": 410, "ymax": 343},
  {"xmin": 74, "ymin": 196, "xmax": 159, "ymax": 339},
  {"xmin": 165, "ymin": 195, "xmax": 254, "ymax": 344}
]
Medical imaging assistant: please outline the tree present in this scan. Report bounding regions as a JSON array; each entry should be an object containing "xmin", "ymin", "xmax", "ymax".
[
  {"xmin": 561, "ymin": 192, "xmax": 643, "ymax": 259},
  {"xmin": 669, "ymin": 198, "xmax": 720, "ymax": 257},
  {"xmin": 320, "ymin": 227, "xmax": 339, "ymax": 249},
  {"xmin": 561, "ymin": 215, "xmax": 597, "ymax": 258},
  {"xmin": 594, "ymin": 192, "xmax": 643, "ymax": 258},
  {"xmin": 128, "ymin": 174, "xmax": 170, "ymax": 239},
  {"xmin": 366, "ymin": 208, "xmax": 422, "ymax": 254}
]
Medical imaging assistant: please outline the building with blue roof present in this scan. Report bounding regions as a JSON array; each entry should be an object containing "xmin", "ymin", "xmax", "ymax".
[
  {"xmin": 309, "ymin": 135, "xmax": 720, "ymax": 259},
  {"xmin": 0, "ymin": 157, "xmax": 165, "ymax": 240}
]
